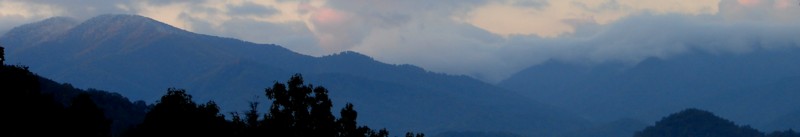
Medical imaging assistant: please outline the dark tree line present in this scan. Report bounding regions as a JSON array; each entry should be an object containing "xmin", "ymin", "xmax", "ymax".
[
  {"xmin": 2, "ymin": 46, "xmax": 420, "ymax": 137},
  {"xmin": 125, "ymin": 88, "xmax": 229, "ymax": 137},
  {"xmin": 2, "ymin": 45, "xmax": 111, "ymax": 137},
  {"xmin": 123, "ymin": 74, "xmax": 424, "ymax": 137},
  {"xmin": 226, "ymin": 74, "xmax": 408, "ymax": 137},
  {"xmin": 124, "ymin": 74, "xmax": 421, "ymax": 137},
  {"xmin": 2, "ymin": 60, "xmax": 112, "ymax": 136},
  {"xmin": 2, "ymin": 46, "xmax": 145, "ymax": 136},
  {"xmin": 38, "ymin": 82, "xmax": 148, "ymax": 136}
]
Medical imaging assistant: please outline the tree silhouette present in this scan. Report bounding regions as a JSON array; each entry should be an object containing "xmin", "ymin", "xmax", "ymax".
[
  {"xmin": 227, "ymin": 74, "xmax": 400, "ymax": 137},
  {"xmin": 338, "ymin": 103, "xmax": 361, "ymax": 137},
  {"xmin": 245, "ymin": 102, "xmax": 260, "ymax": 127},
  {"xmin": 264, "ymin": 77, "xmax": 294, "ymax": 136},
  {"xmin": 126, "ymin": 88, "xmax": 230, "ymax": 137},
  {"xmin": 2, "ymin": 67, "xmax": 417, "ymax": 137},
  {"xmin": 264, "ymin": 74, "xmax": 338, "ymax": 137},
  {"xmin": 262, "ymin": 74, "xmax": 394, "ymax": 137},
  {"xmin": 230, "ymin": 101, "xmax": 265, "ymax": 137},
  {"xmin": 2, "ymin": 64, "xmax": 65, "ymax": 136},
  {"xmin": 337, "ymin": 103, "xmax": 390, "ymax": 137},
  {"xmin": 311, "ymin": 87, "xmax": 337, "ymax": 137}
]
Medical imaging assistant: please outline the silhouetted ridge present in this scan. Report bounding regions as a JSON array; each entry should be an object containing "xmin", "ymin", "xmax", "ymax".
[
  {"xmin": 635, "ymin": 108, "xmax": 800, "ymax": 137},
  {"xmin": 498, "ymin": 47, "xmax": 800, "ymax": 129},
  {"xmin": 635, "ymin": 108, "xmax": 763, "ymax": 137}
]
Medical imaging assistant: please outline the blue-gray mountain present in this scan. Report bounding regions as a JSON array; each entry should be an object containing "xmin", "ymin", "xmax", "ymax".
[
  {"xmin": 499, "ymin": 46, "xmax": 800, "ymax": 132},
  {"xmin": 0, "ymin": 14, "xmax": 588, "ymax": 136}
]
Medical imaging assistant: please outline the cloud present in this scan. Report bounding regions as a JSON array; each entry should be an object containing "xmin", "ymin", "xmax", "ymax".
[
  {"xmin": 460, "ymin": 0, "xmax": 720, "ymax": 37},
  {"xmin": 302, "ymin": 0, "xmax": 488, "ymax": 54},
  {"xmin": 352, "ymin": 15, "xmax": 508, "ymax": 81},
  {"xmin": 343, "ymin": 0, "xmax": 800, "ymax": 82},
  {"xmin": 720, "ymin": 0, "xmax": 800, "ymax": 22},
  {"xmin": 1, "ymin": 0, "xmax": 799, "ymax": 83},
  {"xmin": 503, "ymin": 14, "xmax": 800, "ymax": 65},
  {"xmin": 489, "ymin": 0, "xmax": 800, "ymax": 79},
  {"xmin": 0, "ymin": 0, "xmax": 65, "ymax": 33},
  {"xmin": 228, "ymin": 2, "xmax": 279, "ymax": 17},
  {"xmin": 13, "ymin": 0, "xmax": 135, "ymax": 19}
]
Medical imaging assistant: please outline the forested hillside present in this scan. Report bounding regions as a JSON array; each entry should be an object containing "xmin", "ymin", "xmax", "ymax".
[{"xmin": 1, "ymin": 47, "xmax": 420, "ymax": 137}]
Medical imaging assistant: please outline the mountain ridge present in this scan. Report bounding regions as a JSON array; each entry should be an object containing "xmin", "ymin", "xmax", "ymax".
[
  {"xmin": 2, "ymin": 16, "xmax": 78, "ymax": 53},
  {"xmin": 1, "ymin": 14, "xmax": 590, "ymax": 136},
  {"xmin": 499, "ymin": 46, "xmax": 800, "ymax": 131}
]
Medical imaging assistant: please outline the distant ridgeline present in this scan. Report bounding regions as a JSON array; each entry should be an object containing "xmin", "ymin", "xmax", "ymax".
[
  {"xmin": 0, "ymin": 14, "xmax": 590, "ymax": 136},
  {"xmin": 635, "ymin": 108, "xmax": 800, "ymax": 137},
  {"xmin": 0, "ymin": 47, "xmax": 423, "ymax": 137}
]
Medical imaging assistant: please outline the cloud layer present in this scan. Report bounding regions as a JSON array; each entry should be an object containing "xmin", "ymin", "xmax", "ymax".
[{"xmin": 1, "ymin": 0, "xmax": 799, "ymax": 82}]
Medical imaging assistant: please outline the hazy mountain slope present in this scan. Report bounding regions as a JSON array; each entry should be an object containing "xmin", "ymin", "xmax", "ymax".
[
  {"xmin": 704, "ymin": 76, "xmax": 800, "ymax": 131},
  {"xmin": 0, "ymin": 14, "xmax": 589, "ymax": 136},
  {"xmin": 499, "ymin": 48, "xmax": 800, "ymax": 131}
]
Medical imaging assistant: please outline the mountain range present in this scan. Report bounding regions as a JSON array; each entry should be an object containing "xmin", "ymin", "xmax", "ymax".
[
  {"xmin": 499, "ymin": 45, "xmax": 800, "ymax": 131},
  {"xmin": 3, "ymin": 14, "xmax": 799, "ymax": 136},
  {"xmin": 0, "ymin": 14, "xmax": 588, "ymax": 136}
]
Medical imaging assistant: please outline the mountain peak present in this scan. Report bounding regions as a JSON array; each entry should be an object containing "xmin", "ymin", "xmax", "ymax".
[
  {"xmin": 68, "ymin": 14, "xmax": 189, "ymax": 40},
  {"xmin": 84, "ymin": 14, "xmax": 175, "ymax": 28},
  {"xmin": 1, "ymin": 16, "xmax": 79, "ymax": 48},
  {"xmin": 7, "ymin": 16, "xmax": 79, "ymax": 32},
  {"xmin": 35, "ymin": 16, "xmax": 79, "ymax": 26}
]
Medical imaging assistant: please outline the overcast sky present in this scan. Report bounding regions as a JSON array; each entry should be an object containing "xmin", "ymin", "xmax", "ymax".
[{"xmin": 1, "ymin": 0, "xmax": 799, "ymax": 82}]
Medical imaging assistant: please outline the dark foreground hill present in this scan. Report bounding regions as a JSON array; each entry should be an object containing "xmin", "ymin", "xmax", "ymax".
[
  {"xmin": 0, "ymin": 14, "xmax": 588, "ymax": 136},
  {"xmin": 1, "ymin": 62, "xmax": 146, "ymax": 136},
  {"xmin": 635, "ymin": 108, "xmax": 800, "ymax": 137}
]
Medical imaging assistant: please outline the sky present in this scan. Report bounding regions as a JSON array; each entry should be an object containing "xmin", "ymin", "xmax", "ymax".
[{"xmin": 1, "ymin": 0, "xmax": 799, "ymax": 82}]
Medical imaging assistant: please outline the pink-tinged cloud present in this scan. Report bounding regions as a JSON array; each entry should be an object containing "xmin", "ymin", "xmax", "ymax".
[
  {"xmin": 738, "ymin": 0, "xmax": 760, "ymax": 6},
  {"xmin": 774, "ymin": 0, "xmax": 793, "ymax": 9},
  {"xmin": 312, "ymin": 7, "xmax": 347, "ymax": 25},
  {"xmin": 303, "ymin": 3, "xmax": 362, "ymax": 53}
]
